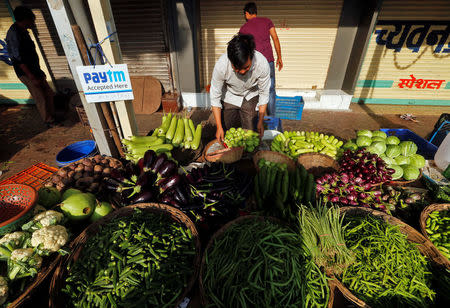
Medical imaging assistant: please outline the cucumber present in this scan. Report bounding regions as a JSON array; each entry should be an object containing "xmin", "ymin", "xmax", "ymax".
[{"xmin": 165, "ymin": 116, "xmax": 178, "ymax": 141}]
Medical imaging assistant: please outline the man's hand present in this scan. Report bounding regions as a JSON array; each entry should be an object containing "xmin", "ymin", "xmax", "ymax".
[
  {"xmin": 216, "ymin": 127, "xmax": 225, "ymax": 143},
  {"xmin": 276, "ymin": 57, "xmax": 283, "ymax": 71},
  {"xmin": 257, "ymin": 120, "xmax": 264, "ymax": 138}
]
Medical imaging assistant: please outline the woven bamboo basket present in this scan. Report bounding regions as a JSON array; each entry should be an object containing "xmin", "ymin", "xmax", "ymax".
[
  {"xmin": 49, "ymin": 203, "xmax": 201, "ymax": 308},
  {"xmin": 199, "ymin": 215, "xmax": 336, "ymax": 308},
  {"xmin": 388, "ymin": 169, "xmax": 423, "ymax": 186},
  {"xmin": 252, "ymin": 150, "xmax": 296, "ymax": 172},
  {"xmin": 419, "ymin": 203, "xmax": 450, "ymax": 260},
  {"xmin": 203, "ymin": 139, "xmax": 244, "ymax": 164},
  {"xmin": 336, "ymin": 206, "xmax": 450, "ymax": 307},
  {"xmin": 297, "ymin": 152, "xmax": 339, "ymax": 178}
]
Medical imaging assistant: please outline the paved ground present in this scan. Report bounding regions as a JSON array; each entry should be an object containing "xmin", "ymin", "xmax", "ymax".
[{"xmin": 1, "ymin": 103, "xmax": 447, "ymax": 182}]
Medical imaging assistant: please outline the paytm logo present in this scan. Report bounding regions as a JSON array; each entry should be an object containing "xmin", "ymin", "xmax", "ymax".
[{"xmin": 83, "ymin": 70, "xmax": 126, "ymax": 84}]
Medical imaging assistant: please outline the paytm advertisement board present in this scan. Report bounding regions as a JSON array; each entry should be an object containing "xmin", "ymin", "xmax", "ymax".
[{"xmin": 76, "ymin": 64, "xmax": 134, "ymax": 103}]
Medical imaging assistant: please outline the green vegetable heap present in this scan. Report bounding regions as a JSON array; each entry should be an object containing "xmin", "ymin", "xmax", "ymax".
[
  {"xmin": 254, "ymin": 159, "xmax": 315, "ymax": 222},
  {"xmin": 271, "ymin": 131, "xmax": 343, "ymax": 159},
  {"xmin": 341, "ymin": 216, "xmax": 435, "ymax": 307},
  {"xmin": 224, "ymin": 127, "xmax": 260, "ymax": 152},
  {"xmin": 203, "ymin": 218, "xmax": 329, "ymax": 308},
  {"xmin": 63, "ymin": 209, "xmax": 196, "ymax": 307},
  {"xmin": 425, "ymin": 210, "xmax": 449, "ymax": 259}
]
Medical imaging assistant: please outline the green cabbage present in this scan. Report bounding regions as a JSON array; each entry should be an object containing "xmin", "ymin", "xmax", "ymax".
[
  {"xmin": 409, "ymin": 154, "xmax": 425, "ymax": 169},
  {"xmin": 371, "ymin": 131, "xmax": 387, "ymax": 139},
  {"xmin": 365, "ymin": 146, "xmax": 379, "ymax": 155},
  {"xmin": 399, "ymin": 141, "xmax": 418, "ymax": 157},
  {"xmin": 357, "ymin": 130, "xmax": 372, "ymax": 138},
  {"xmin": 386, "ymin": 136, "xmax": 401, "ymax": 145},
  {"xmin": 395, "ymin": 155, "xmax": 410, "ymax": 166},
  {"xmin": 382, "ymin": 156, "xmax": 396, "ymax": 165},
  {"xmin": 356, "ymin": 136, "xmax": 372, "ymax": 147},
  {"xmin": 402, "ymin": 165, "xmax": 421, "ymax": 181},
  {"xmin": 388, "ymin": 164, "xmax": 404, "ymax": 180},
  {"xmin": 371, "ymin": 136, "xmax": 386, "ymax": 143},
  {"xmin": 371, "ymin": 141, "xmax": 386, "ymax": 155},
  {"xmin": 343, "ymin": 140, "xmax": 358, "ymax": 151},
  {"xmin": 385, "ymin": 145, "xmax": 401, "ymax": 158}
]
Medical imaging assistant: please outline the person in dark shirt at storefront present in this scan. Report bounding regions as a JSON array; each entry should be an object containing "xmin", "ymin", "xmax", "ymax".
[
  {"xmin": 6, "ymin": 6, "xmax": 56, "ymax": 127},
  {"xmin": 239, "ymin": 2, "xmax": 283, "ymax": 117}
]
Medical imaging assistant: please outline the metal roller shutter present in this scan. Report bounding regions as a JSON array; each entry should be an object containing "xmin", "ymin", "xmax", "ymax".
[
  {"xmin": 26, "ymin": 0, "xmax": 76, "ymax": 91},
  {"xmin": 353, "ymin": 0, "xmax": 450, "ymax": 106},
  {"xmin": 110, "ymin": 0, "xmax": 173, "ymax": 92},
  {"xmin": 199, "ymin": 0, "xmax": 343, "ymax": 90}
]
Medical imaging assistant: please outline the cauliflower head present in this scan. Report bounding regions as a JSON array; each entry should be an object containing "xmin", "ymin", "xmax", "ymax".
[
  {"xmin": 10, "ymin": 248, "xmax": 42, "ymax": 268},
  {"xmin": 9, "ymin": 248, "xmax": 43, "ymax": 280},
  {"xmin": 0, "ymin": 276, "xmax": 8, "ymax": 305},
  {"xmin": 34, "ymin": 210, "xmax": 64, "ymax": 227},
  {"xmin": 31, "ymin": 225, "xmax": 68, "ymax": 252},
  {"xmin": 0, "ymin": 232, "xmax": 28, "ymax": 247}
]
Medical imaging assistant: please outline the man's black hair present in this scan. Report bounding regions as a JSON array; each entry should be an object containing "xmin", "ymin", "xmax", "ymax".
[
  {"xmin": 227, "ymin": 34, "xmax": 255, "ymax": 69},
  {"xmin": 13, "ymin": 6, "xmax": 35, "ymax": 22},
  {"xmin": 243, "ymin": 2, "xmax": 257, "ymax": 15}
]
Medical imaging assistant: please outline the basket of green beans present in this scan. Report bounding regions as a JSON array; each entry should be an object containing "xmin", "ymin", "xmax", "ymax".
[
  {"xmin": 339, "ymin": 207, "xmax": 448, "ymax": 308},
  {"xmin": 49, "ymin": 203, "xmax": 201, "ymax": 308},
  {"xmin": 199, "ymin": 215, "xmax": 332, "ymax": 308},
  {"xmin": 420, "ymin": 203, "xmax": 450, "ymax": 262}
]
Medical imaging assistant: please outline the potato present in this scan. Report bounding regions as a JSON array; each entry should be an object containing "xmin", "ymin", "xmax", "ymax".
[
  {"xmin": 74, "ymin": 164, "xmax": 84, "ymax": 173},
  {"xmin": 94, "ymin": 164, "xmax": 103, "ymax": 173},
  {"xmin": 73, "ymin": 171, "xmax": 83, "ymax": 181},
  {"xmin": 52, "ymin": 174, "xmax": 62, "ymax": 184},
  {"xmin": 56, "ymin": 183, "xmax": 65, "ymax": 191},
  {"xmin": 102, "ymin": 167, "xmax": 111, "ymax": 176},
  {"xmin": 67, "ymin": 170, "xmax": 75, "ymax": 178},
  {"xmin": 93, "ymin": 154, "xmax": 103, "ymax": 164},
  {"xmin": 84, "ymin": 165, "xmax": 93, "ymax": 172},
  {"xmin": 67, "ymin": 164, "xmax": 76, "ymax": 171},
  {"xmin": 86, "ymin": 182, "xmax": 99, "ymax": 193},
  {"xmin": 57, "ymin": 168, "xmax": 68, "ymax": 178}
]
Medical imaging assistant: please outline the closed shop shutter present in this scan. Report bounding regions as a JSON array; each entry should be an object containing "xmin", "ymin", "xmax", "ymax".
[
  {"xmin": 198, "ymin": 0, "xmax": 343, "ymax": 90},
  {"xmin": 353, "ymin": 0, "xmax": 450, "ymax": 106},
  {"xmin": 27, "ymin": 0, "xmax": 76, "ymax": 92},
  {"xmin": 110, "ymin": 0, "xmax": 173, "ymax": 92},
  {"xmin": 0, "ymin": 1, "xmax": 29, "ymax": 104}
]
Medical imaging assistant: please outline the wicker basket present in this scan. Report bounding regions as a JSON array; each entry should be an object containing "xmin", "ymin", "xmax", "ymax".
[
  {"xmin": 49, "ymin": 203, "xmax": 201, "ymax": 308},
  {"xmin": 388, "ymin": 169, "xmax": 423, "ymax": 187},
  {"xmin": 252, "ymin": 150, "xmax": 296, "ymax": 172},
  {"xmin": 199, "ymin": 215, "xmax": 335, "ymax": 308},
  {"xmin": 337, "ymin": 206, "xmax": 450, "ymax": 307},
  {"xmin": 297, "ymin": 152, "xmax": 339, "ymax": 178},
  {"xmin": 419, "ymin": 203, "xmax": 450, "ymax": 261},
  {"xmin": 203, "ymin": 139, "xmax": 244, "ymax": 164}
]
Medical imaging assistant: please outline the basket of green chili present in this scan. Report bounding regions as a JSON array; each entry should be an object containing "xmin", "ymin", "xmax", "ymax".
[
  {"xmin": 49, "ymin": 203, "xmax": 201, "ymax": 308},
  {"xmin": 338, "ymin": 206, "xmax": 448, "ymax": 307},
  {"xmin": 199, "ymin": 215, "xmax": 334, "ymax": 308},
  {"xmin": 420, "ymin": 203, "xmax": 450, "ymax": 262}
]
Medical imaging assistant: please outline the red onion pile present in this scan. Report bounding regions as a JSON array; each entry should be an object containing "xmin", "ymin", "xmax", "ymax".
[{"xmin": 316, "ymin": 149, "xmax": 394, "ymax": 211}]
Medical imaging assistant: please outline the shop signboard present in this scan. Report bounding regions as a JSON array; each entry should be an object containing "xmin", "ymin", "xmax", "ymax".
[
  {"xmin": 76, "ymin": 64, "xmax": 134, "ymax": 103},
  {"xmin": 353, "ymin": 21, "xmax": 450, "ymax": 106}
]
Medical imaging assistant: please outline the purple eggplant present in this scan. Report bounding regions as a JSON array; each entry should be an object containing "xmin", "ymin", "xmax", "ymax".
[
  {"xmin": 159, "ymin": 174, "xmax": 181, "ymax": 193},
  {"xmin": 150, "ymin": 153, "xmax": 167, "ymax": 173},
  {"xmin": 174, "ymin": 186, "xmax": 189, "ymax": 205},
  {"xmin": 143, "ymin": 150, "xmax": 156, "ymax": 172},
  {"xmin": 158, "ymin": 160, "xmax": 178, "ymax": 179},
  {"xmin": 130, "ymin": 190, "xmax": 154, "ymax": 204}
]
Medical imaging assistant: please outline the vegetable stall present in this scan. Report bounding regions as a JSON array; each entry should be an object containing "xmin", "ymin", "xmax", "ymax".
[{"xmin": 0, "ymin": 115, "xmax": 449, "ymax": 308}]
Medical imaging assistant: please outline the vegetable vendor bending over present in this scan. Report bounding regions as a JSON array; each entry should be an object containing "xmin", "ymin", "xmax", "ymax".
[{"xmin": 210, "ymin": 34, "xmax": 270, "ymax": 142}]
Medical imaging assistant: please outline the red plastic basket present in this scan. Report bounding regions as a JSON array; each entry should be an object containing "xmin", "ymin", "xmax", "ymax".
[{"xmin": 0, "ymin": 163, "xmax": 57, "ymax": 190}]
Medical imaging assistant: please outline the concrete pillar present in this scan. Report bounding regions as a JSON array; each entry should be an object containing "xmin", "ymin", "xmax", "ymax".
[
  {"xmin": 86, "ymin": 0, "xmax": 138, "ymax": 139},
  {"xmin": 45, "ymin": 0, "xmax": 115, "ymax": 156}
]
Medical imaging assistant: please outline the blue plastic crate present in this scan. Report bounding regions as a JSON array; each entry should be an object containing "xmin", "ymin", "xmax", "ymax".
[
  {"xmin": 380, "ymin": 128, "xmax": 438, "ymax": 160},
  {"xmin": 275, "ymin": 95, "xmax": 304, "ymax": 120},
  {"xmin": 264, "ymin": 116, "xmax": 283, "ymax": 132},
  {"xmin": 429, "ymin": 120, "xmax": 449, "ymax": 147}
]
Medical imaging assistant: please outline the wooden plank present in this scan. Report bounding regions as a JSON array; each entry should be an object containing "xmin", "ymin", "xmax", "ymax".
[
  {"xmin": 130, "ymin": 77, "xmax": 144, "ymax": 114},
  {"xmin": 142, "ymin": 76, "xmax": 162, "ymax": 114}
]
